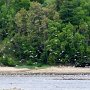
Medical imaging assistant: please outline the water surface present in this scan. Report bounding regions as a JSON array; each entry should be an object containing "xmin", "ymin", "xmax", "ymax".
[{"xmin": 0, "ymin": 75, "xmax": 90, "ymax": 90}]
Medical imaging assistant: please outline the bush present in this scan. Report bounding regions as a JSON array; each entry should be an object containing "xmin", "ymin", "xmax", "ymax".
[
  {"xmin": 26, "ymin": 60, "xmax": 33, "ymax": 65},
  {"xmin": 48, "ymin": 54, "xmax": 56, "ymax": 65},
  {"xmin": 1, "ymin": 56, "xmax": 16, "ymax": 67}
]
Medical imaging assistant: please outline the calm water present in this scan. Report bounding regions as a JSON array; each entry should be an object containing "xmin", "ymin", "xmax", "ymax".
[{"xmin": 0, "ymin": 75, "xmax": 90, "ymax": 90}]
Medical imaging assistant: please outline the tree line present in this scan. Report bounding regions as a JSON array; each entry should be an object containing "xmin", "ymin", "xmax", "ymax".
[{"xmin": 0, "ymin": 0, "xmax": 90, "ymax": 67}]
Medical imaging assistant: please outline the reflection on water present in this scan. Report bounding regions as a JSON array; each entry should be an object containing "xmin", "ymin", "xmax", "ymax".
[{"xmin": 0, "ymin": 75, "xmax": 90, "ymax": 90}]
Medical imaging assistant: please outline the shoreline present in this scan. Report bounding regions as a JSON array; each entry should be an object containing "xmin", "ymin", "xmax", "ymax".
[{"xmin": 0, "ymin": 66, "xmax": 90, "ymax": 75}]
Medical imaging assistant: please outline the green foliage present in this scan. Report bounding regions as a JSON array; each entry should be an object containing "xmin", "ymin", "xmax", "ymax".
[
  {"xmin": 0, "ymin": 56, "xmax": 16, "ymax": 67},
  {"xmin": 0, "ymin": 0, "xmax": 90, "ymax": 67},
  {"xmin": 13, "ymin": 0, "xmax": 30, "ymax": 11},
  {"xmin": 30, "ymin": 0, "xmax": 44, "ymax": 4}
]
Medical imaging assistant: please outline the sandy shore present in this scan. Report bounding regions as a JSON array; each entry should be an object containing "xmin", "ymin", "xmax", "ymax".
[{"xmin": 0, "ymin": 66, "xmax": 90, "ymax": 75}]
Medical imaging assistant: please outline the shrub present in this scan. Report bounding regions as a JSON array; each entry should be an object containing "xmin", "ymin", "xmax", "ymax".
[{"xmin": 1, "ymin": 56, "xmax": 16, "ymax": 67}]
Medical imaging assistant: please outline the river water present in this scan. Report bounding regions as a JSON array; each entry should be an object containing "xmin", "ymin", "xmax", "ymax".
[{"xmin": 0, "ymin": 75, "xmax": 90, "ymax": 90}]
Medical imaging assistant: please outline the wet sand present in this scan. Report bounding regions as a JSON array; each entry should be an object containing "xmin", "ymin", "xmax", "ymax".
[{"xmin": 0, "ymin": 66, "xmax": 90, "ymax": 75}]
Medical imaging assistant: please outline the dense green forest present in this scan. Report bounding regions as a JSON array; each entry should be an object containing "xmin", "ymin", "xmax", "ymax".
[{"xmin": 0, "ymin": 0, "xmax": 90, "ymax": 67}]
